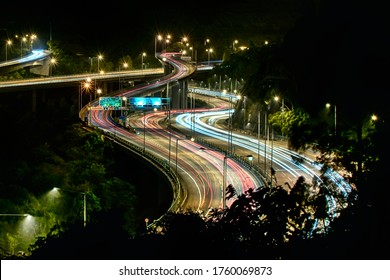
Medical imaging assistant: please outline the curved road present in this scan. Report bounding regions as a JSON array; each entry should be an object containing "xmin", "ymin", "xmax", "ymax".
[{"xmin": 83, "ymin": 52, "xmax": 264, "ymax": 213}]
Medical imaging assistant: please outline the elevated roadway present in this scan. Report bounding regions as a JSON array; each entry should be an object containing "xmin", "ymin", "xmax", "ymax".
[{"xmin": 0, "ymin": 49, "xmax": 51, "ymax": 75}]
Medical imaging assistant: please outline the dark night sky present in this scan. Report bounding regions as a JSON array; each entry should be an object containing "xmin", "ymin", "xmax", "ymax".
[
  {"xmin": 1, "ymin": 0, "xmax": 308, "ymax": 57},
  {"xmin": 1, "ymin": 0, "xmax": 389, "ymax": 110},
  {"xmin": 1, "ymin": 1, "xmax": 387, "ymax": 48}
]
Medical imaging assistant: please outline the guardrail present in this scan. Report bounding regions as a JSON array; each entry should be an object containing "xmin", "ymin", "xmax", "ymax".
[{"xmin": 102, "ymin": 128, "xmax": 184, "ymax": 214}]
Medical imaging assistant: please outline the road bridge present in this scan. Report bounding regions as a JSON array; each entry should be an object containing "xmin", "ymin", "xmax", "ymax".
[
  {"xmin": 0, "ymin": 49, "xmax": 52, "ymax": 75},
  {"xmin": 0, "ymin": 51, "xmax": 213, "ymax": 112}
]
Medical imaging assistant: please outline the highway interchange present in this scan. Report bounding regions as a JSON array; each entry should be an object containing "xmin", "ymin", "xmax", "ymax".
[
  {"xmin": 79, "ymin": 51, "xmax": 352, "ymax": 219},
  {"xmin": 0, "ymin": 50, "xmax": 352, "ymax": 219}
]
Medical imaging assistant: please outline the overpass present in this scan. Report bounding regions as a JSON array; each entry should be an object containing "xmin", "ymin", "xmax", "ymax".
[
  {"xmin": 0, "ymin": 50, "xmax": 214, "ymax": 112},
  {"xmin": 0, "ymin": 49, "xmax": 52, "ymax": 75},
  {"xmin": 0, "ymin": 68, "xmax": 165, "ymax": 93}
]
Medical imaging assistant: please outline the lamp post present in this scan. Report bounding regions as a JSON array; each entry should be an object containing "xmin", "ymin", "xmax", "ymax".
[
  {"xmin": 85, "ymin": 79, "xmax": 92, "ymax": 102},
  {"xmin": 79, "ymin": 78, "xmax": 92, "ymax": 110},
  {"xmin": 264, "ymin": 107, "xmax": 269, "ymax": 184},
  {"xmin": 5, "ymin": 39, "xmax": 12, "ymax": 62},
  {"xmin": 222, "ymin": 155, "xmax": 230, "ymax": 209},
  {"xmin": 121, "ymin": 96, "xmax": 127, "ymax": 117},
  {"xmin": 96, "ymin": 87, "xmax": 102, "ymax": 98},
  {"xmin": 49, "ymin": 58, "xmax": 56, "ymax": 76},
  {"xmin": 155, "ymin": 34, "xmax": 162, "ymax": 56},
  {"xmin": 119, "ymin": 62, "xmax": 128, "ymax": 89},
  {"xmin": 29, "ymin": 34, "xmax": 37, "ymax": 50},
  {"xmin": 206, "ymin": 48, "xmax": 213, "ymax": 65},
  {"xmin": 232, "ymin": 39, "xmax": 238, "ymax": 52},
  {"xmin": 274, "ymin": 96, "xmax": 284, "ymax": 139},
  {"xmin": 16, "ymin": 35, "xmax": 27, "ymax": 58},
  {"xmin": 141, "ymin": 52, "xmax": 146, "ymax": 70},
  {"xmin": 143, "ymin": 109, "xmax": 146, "ymax": 153},
  {"xmin": 97, "ymin": 54, "xmax": 103, "ymax": 73},
  {"xmin": 165, "ymin": 35, "xmax": 171, "ymax": 51},
  {"xmin": 52, "ymin": 187, "xmax": 87, "ymax": 227},
  {"xmin": 326, "ymin": 103, "xmax": 337, "ymax": 136},
  {"xmin": 223, "ymin": 90, "xmax": 234, "ymax": 155},
  {"xmin": 22, "ymin": 36, "xmax": 27, "ymax": 57}
]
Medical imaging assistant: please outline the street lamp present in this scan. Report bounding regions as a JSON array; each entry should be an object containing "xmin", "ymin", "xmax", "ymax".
[
  {"xmin": 206, "ymin": 48, "xmax": 213, "ymax": 65},
  {"xmin": 96, "ymin": 87, "xmax": 102, "ymax": 97},
  {"xmin": 232, "ymin": 39, "xmax": 238, "ymax": 52},
  {"xmin": 97, "ymin": 54, "xmax": 103, "ymax": 72},
  {"xmin": 165, "ymin": 35, "xmax": 171, "ymax": 51},
  {"xmin": 5, "ymin": 39, "xmax": 12, "ymax": 62},
  {"xmin": 79, "ymin": 78, "xmax": 93, "ymax": 111},
  {"xmin": 141, "ymin": 52, "xmax": 146, "ymax": 70},
  {"xmin": 84, "ymin": 79, "xmax": 92, "ymax": 102},
  {"xmin": 121, "ymin": 96, "xmax": 127, "ymax": 117},
  {"xmin": 274, "ymin": 96, "xmax": 284, "ymax": 138},
  {"xmin": 29, "ymin": 34, "xmax": 37, "ymax": 50},
  {"xmin": 118, "ymin": 62, "xmax": 129, "ymax": 89},
  {"xmin": 51, "ymin": 187, "xmax": 87, "ymax": 227},
  {"xmin": 49, "ymin": 58, "xmax": 57, "ymax": 76},
  {"xmin": 222, "ymin": 89, "xmax": 234, "ymax": 155},
  {"xmin": 17, "ymin": 35, "xmax": 27, "ymax": 58},
  {"xmin": 155, "ymin": 34, "xmax": 163, "ymax": 56},
  {"xmin": 326, "ymin": 103, "xmax": 337, "ymax": 136},
  {"xmin": 0, "ymin": 213, "xmax": 35, "ymax": 255}
]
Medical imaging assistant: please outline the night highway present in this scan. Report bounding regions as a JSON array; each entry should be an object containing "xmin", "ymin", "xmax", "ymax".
[
  {"xmin": 85, "ymin": 52, "xmax": 264, "ymax": 213},
  {"xmin": 78, "ymin": 51, "xmax": 352, "ymax": 223}
]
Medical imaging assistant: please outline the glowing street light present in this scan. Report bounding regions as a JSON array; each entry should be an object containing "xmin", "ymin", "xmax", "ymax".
[
  {"xmin": 49, "ymin": 57, "xmax": 57, "ymax": 76},
  {"xmin": 51, "ymin": 187, "xmax": 87, "ymax": 227},
  {"xmin": 232, "ymin": 39, "xmax": 238, "ymax": 51},
  {"xmin": 155, "ymin": 34, "xmax": 163, "ymax": 55},
  {"xmin": 141, "ymin": 52, "xmax": 146, "ymax": 70},
  {"xmin": 97, "ymin": 54, "xmax": 103, "ymax": 72},
  {"xmin": 5, "ymin": 39, "xmax": 12, "ymax": 62},
  {"xmin": 83, "ymin": 79, "xmax": 93, "ymax": 102},
  {"xmin": 326, "ymin": 103, "xmax": 337, "ymax": 136},
  {"xmin": 165, "ymin": 35, "xmax": 171, "ymax": 50},
  {"xmin": 79, "ymin": 77, "xmax": 93, "ymax": 113},
  {"xmin": 15, "ymin": 35, "xmax": 27, "ymax": 58},
  {"xmin": 206, "ymin": 48, "xmax": 213, "ymax": 65},
  {"xmin": 121, "ymin": 62, "xmax": 129, "ymax": 70},
  {"xmin": 0, "ymin": 213, "xmax": 35, "ymax": 255},
  {"xmin": 29, "ymin": 34, "xmax": 37, "ymax": 50}
]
